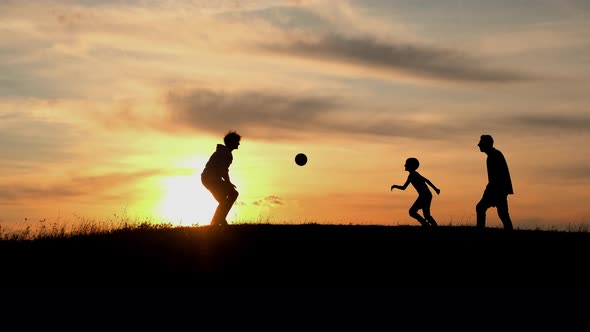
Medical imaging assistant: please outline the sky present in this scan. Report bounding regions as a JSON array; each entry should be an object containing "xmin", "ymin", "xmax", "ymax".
[{"xmin": 1, "ymin": 0, "xmax": 589, "ymax": 231}]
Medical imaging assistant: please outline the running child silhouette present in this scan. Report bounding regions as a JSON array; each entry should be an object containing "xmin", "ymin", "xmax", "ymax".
[{"xmin": 390, "ymin": 157, "xmax": 440, "ymax": 227}]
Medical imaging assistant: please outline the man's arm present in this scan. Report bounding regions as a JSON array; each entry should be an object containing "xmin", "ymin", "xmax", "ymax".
[{"xmin": 222, "ymin": 170, "xmax": 236, "ymax": 188}]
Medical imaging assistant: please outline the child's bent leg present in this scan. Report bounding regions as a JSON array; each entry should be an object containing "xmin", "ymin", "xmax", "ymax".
[
  {"xmin": 423, "ymin": 208, "xmax": 438, "ymax": 227},
  {"xmin": 410, "ymin": 209, "xmax": 428, "ymax": 226},
  {"xmin": 408, "ymin": 197, "xmax": 428, "ymax": 226},
  {"xmin": 410, "ymin": 211, "xmax": 428, "ymax": 226},
  {"xmin": 425, "ymin": 215, "xmax": 438, "ymax": 227}
]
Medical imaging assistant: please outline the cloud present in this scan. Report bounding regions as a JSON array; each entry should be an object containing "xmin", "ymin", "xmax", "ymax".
[
  {"xmin": 0, "ymin": 111, "xmax": 82, "ymax": 169},
  {"xmin": 444, "ymin": 111, "xmax": 590, "ymax": 142},
  {"xmin": 164, "ymin": 88, "xmax": 343, "ymax": 139},
  {"xmin": 0, "ymin": 0, "xmax": 536, "ymax": 104},
  {"xmin": 0, "ymin": 169, "xmax": 163, "ymax": 204},
  {"xmin": 81, "ymin": 87, "xmax": 587, "ymax": 143},
  {"xmin": 506, "ymin": 113, "xmax": 590, "ymax": 132},
  {"xmin": 252, "ymin": 195, "xmax": 285, "ymax": 207},
  {"xmin": 1, "ymin": 1, "xmax": 584, "ymax": 145},
  {"xmin": 539, "ymin": 164, "xmax": 590, "ymax": 184},
  {"xmin": 258, "ymin": 33, "xmax": 531, "ymax": 83},
  {"xmin": 350, "ymin": 111, "xmax": 590, "ymax": 140},
  {"xmin": 162, "ymin": 88, "xmax": 470, "ymax": 141}
]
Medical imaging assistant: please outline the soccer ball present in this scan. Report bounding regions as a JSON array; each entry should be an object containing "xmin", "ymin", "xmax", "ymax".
[{"xmin": 295, "ymin": 153, "xmax": 307, "ymax": 166}]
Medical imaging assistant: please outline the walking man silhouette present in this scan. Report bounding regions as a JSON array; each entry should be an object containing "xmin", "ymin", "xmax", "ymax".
[
  {"xmin": 201, "ymin": 131, "xmax": 241, "ymax": 226},
  {"xmin": 391, "ymin": 157, "xmax": 440, "ymax": 227},
  {"xmin": 476, "ymin": 134, "xmax": 514, "ymax": 231}
]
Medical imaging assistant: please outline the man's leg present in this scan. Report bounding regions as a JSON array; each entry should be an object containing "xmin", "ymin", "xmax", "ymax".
[
  {"xmin": 476, "ymin": 193, "xmax": 492, "ymax": 229},
  {"xmin": 203, "ymin": 178, "xmax": 230, "ymax": 226},
  {"xmin": 216, "ymin": 187, "xmax": 238, "ymax": 225},
  {"xmin": 496, "ymin": 195, "xmax": 513, "ymax": 231},
  {"xmin": 210, "ymin": 204, "xmax": 226, "ymax": 226}
]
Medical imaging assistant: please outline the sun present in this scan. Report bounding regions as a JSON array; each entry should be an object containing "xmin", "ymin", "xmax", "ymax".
[{"xmin": 156, "ymin": 172, "xmax": 218, "ymax": 226}]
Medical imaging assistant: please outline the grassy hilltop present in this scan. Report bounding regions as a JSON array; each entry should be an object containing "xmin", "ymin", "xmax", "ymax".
[{"xmin": 2, "ymin": 223, "xmax": 589, "ymax": 288}]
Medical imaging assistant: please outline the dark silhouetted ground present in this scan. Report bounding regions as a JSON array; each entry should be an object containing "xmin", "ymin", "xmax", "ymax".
[{"xmin": 2, "ymin": 224, "xmax": 589, "ymax": 288}]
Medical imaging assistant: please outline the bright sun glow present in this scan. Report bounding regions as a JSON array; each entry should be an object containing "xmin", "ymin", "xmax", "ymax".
[
  {"xmin": 156, "ymin": 156, "xmax": 219, "ymax": 226},
  {"xmin": 157, "ymin": 173, "xmax": 218, "ymax": 226}
]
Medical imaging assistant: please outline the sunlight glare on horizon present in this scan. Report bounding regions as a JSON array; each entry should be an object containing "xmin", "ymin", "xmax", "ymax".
[{"xmin": 156, "ymin": 157, "xmax": 218, "ymax": 226}]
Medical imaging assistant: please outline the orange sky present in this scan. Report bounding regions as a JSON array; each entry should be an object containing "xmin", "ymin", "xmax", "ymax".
[{"xmin": 1, "ymin": 0, "xmax": 589, "ymax": 232}]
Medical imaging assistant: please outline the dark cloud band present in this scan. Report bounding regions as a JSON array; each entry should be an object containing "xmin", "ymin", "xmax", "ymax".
[{"xmin": 259, "ymin": 34, "xmax": 531, "ymax": 83}]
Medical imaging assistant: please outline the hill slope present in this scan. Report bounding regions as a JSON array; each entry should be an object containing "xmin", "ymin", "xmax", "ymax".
[{"xmin": 2, "ymin": 224, "xmax": 589, "ymax": 288}]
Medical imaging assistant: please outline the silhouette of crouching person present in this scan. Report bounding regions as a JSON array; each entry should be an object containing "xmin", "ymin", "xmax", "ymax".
[{"xmin": 201, "ymin": 131, "xmax": 241, "ymax": 226}]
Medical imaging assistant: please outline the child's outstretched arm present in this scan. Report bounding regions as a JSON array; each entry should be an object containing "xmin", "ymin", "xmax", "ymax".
[
  {"xmin": 425, "ymin": 178, "xmax": 440, "ymax": 195},
  {"xmin": 391, "ymin": 177, "xmax": 411, "ymax": 191}
]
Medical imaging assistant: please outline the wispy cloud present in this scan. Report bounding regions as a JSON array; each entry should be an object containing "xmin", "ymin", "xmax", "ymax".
[
  {"xmin": 0, "ymin": 111, "xmax": 81, "ymax": 167},
  {"xmin": 0, "ymin": 169, "xmax": 163, "ymax": 204},
  {"xmin": 163, "ymin": 88, "xmax": 342, "ymax": 139},
  {"xmin": 258, "ymin": 33, "xmax": 531, "ymax": 83},
  {"xmin": 0, "ymin": 0, "xmax": 536, "ymax": 103},
  {"xmin": 535, "ymin": 163, "xmax": 590, "ymax": 184},
  {"xmin": 252, "ymin": 195, "xmax": 285, "ymax": 207},
  {"xmin": 506, "ymin": 113, "xmax": 590, "ymax": 132},
  {"xmin": 82, "ymin": 87, "xmax": 590, "ymax": 142}
]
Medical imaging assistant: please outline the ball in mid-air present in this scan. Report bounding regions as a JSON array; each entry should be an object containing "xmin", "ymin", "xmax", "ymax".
[{"xmin": 295, "ymin": 153, "xmax": 308, "ymax": 166}]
